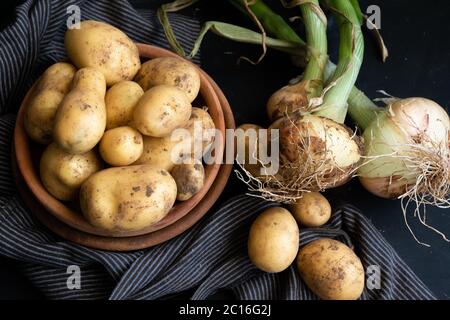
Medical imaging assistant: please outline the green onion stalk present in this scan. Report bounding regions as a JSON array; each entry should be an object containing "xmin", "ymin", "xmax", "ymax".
[
  {"xmin": 231, "ymin": 0, "xmax": 380, "ymax": 126},
  {"xmin": 263, "ymin": 0, "xmax": 328, "ymax": 121}
]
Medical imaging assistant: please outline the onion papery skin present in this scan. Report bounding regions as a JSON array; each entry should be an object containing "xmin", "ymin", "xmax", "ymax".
[
  {"xmin": 358, "ymin": 97, "xmax": 450, "ymax": 199},
  {"xmin": 359, "ymin": 176, "xmax": 409, "ymax": 199},
  {"xmin": 269, "ymin": 113, "xmax": 362, "ymax": 190}
]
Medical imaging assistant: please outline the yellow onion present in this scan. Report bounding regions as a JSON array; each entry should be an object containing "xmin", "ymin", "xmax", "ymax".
[
  {"xmin": 270, "ymin": 113, "xmax": 362, "ymax": 191},
  {"xmin": 358, "ymin": 97, "xmax": 450, "ymax": 200}
]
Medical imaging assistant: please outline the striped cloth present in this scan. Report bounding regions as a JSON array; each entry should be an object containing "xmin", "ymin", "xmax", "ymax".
[
  {"xmin": 0, "ymin": 194, "xmax": 436, "ymax": 300},
  {"xmin": 0, "ymin": 0, "xmax": 436, "ymax": 300}
]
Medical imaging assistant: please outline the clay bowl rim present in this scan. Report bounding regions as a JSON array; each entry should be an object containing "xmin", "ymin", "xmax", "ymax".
[{"xmin": 14, "ymin": 43, "xmax": 225, "ymax": 238}]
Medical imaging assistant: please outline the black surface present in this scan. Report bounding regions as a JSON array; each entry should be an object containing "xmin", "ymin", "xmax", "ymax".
[{"xmin": 0, "ymin": 0, "xmax": 449, "ymax": 299}]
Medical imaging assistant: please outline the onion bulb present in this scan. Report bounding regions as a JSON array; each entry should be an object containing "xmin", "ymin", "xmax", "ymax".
[
  {"xmin": 270, "ymin": 113, "xmax": 362, "ymax": 191},
  {"xmin": 358, "ymin": 97, "xmax": 449, "ymax": 204},
  {"xmin": 266, "ymin": 79, "xmax": 316, "ymax": 122}
]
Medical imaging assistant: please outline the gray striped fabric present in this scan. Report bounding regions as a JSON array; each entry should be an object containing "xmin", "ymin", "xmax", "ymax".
[{"xmin": 0, "ymin": 0, "xmax": 436, "ymax": 300}]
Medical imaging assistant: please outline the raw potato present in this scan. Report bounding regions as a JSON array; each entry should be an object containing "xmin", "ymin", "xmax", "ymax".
[
  {"xmin": 171, "ymin": 161, "xmax": 205, "ymax": 201},
  {"xmin": 40, "ymin": 143, "xmax": 103, "ymax": 201},
  {"xmin": 135, "ymin": 57, "xmax": 200, "ymax": 102},
  {"xmin": 99, "ymin": 126, "xmax": 143, "ymax": 166},
  {"xmin": 134, "ymin": 135, "xmax": 177, "ymax": 171},
  {"xmin": 24, "ymin": 62, "xmax": 76, "ymax": 144},
  {"xmin": 236, "ymin": 124, "xmax": 263, "ymax": 177},
  {"xmin": 80, "ymin": 165, "xmax": 177, "ymax": 231},
  {"xmin": 289, "ymin": 192, "xmax": 331, "ymax": 227},
  {"xmin": 65, "ymin": 20, "xmax": 141, "ymax": 86},
  {"xmin": 133, "ymin": 85, "xmax": 192, "ymax": 137},
  {"xmin": 105, "ymin": 81, "xmax": 144, "ymax": 129},
  {"xmin": 133, "ymin": 113, "xmax": 214, "ymax": 170},
  {"xmin": 248, "ymin": 207, "xmax": 299, "ymax": 273},
  {"xmin": 53, "ymin": 68, "xmax": 107, "ymax": 154},
  {"xmin": 176, "ymin": 107, "xmax": 216, "ymax": 159},
  {"xmin": 297, "ymin": 238, "xmax": 364, "ymax": 300}
]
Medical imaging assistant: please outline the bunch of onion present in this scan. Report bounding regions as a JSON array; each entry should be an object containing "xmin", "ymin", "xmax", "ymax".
[{"xmin": 234, "ymin": 0, "xmax": 364, "ymax": 203}]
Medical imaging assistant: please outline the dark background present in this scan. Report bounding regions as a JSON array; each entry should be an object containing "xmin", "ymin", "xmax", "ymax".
[{"xmin": 0, "ymin": 0, "xmax": 449, "ymax": 299}]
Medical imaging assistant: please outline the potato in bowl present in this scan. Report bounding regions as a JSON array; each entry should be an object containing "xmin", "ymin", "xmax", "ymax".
[
  {"xmin": 80, "ymin": 165, "xmax": 177, "ymax": 232},
  {"xmin": 14, "ymin": 24, "xmax": 227, "ymax": 239},
  {"xmin": 65, "ymin": 20, "xmax": 141, "ymax": 86}
]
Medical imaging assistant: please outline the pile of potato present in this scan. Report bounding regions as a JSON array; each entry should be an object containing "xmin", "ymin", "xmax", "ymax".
[
  {"xmin": 24, "ymin": 20, "xmax": 216, "ymax": 232},
  {"xmin": 247, "ymin": 192, "xmax": 365, "ymax": 300}
]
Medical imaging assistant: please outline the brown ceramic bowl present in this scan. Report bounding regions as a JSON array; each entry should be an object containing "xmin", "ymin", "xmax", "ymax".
[
  {"xmin": 12, "ymin": 72, "xmax": 235, "ymax": 251},
  {"xmin": 14, "ymin": 43, "xmax": 225, "ymax": 238}
]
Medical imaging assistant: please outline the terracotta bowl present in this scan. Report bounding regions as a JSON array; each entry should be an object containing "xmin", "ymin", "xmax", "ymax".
[{"xmin": 14, "ymin": 43, "xmax": 225, "ymax": 238}]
